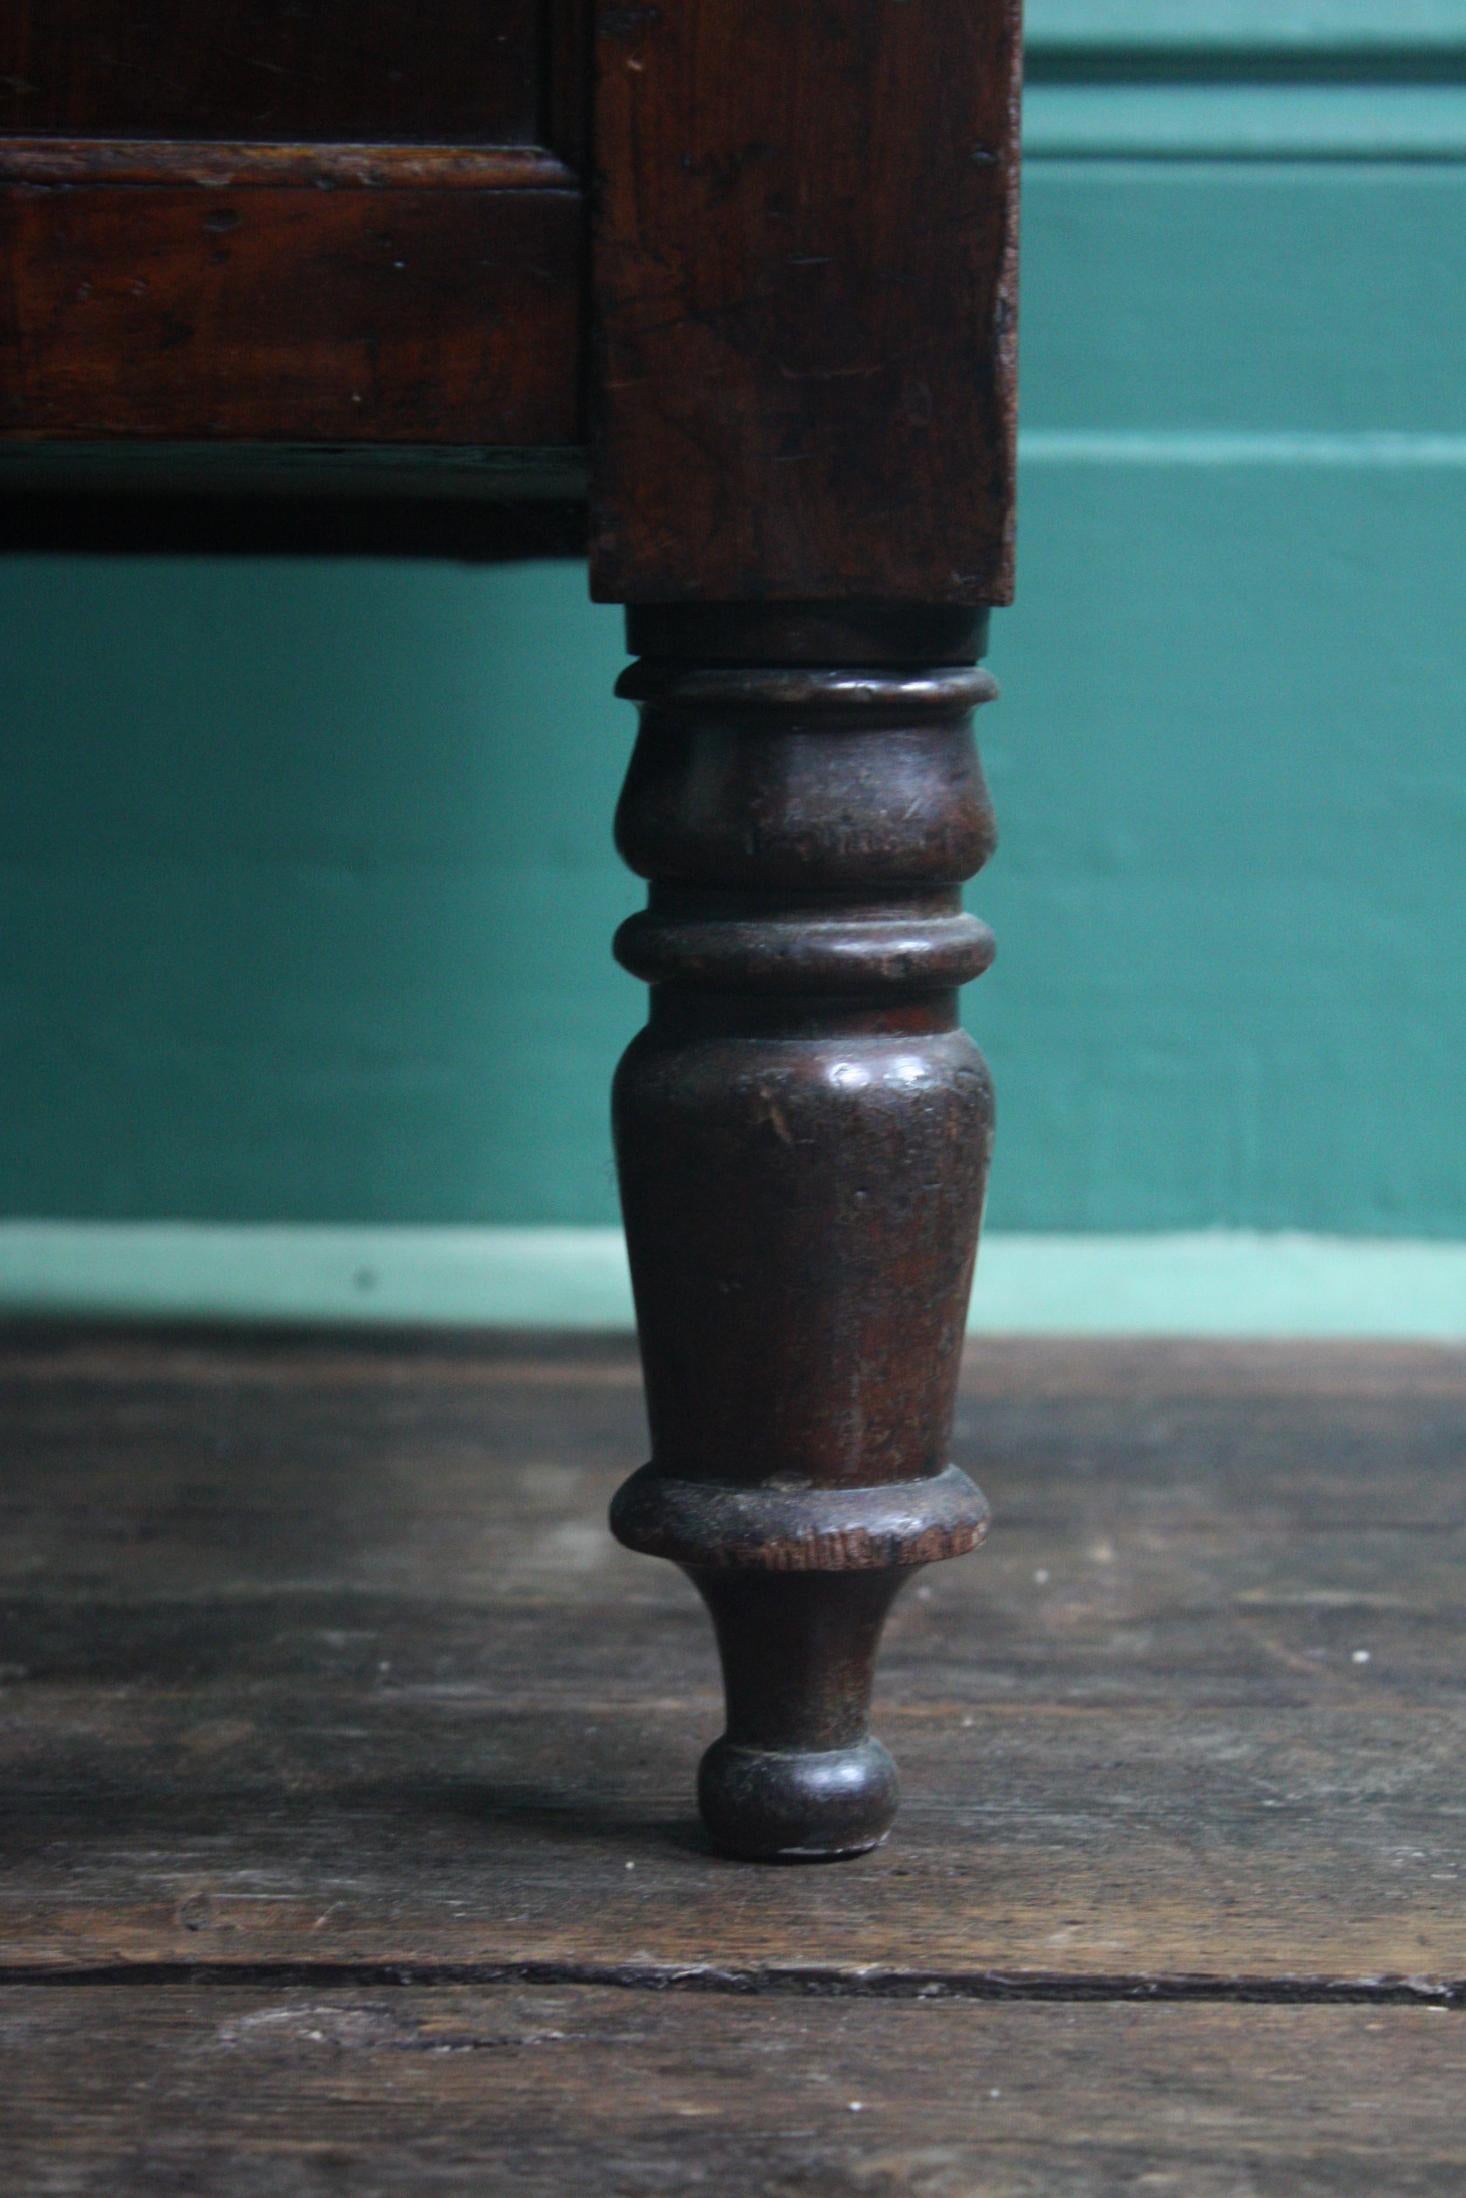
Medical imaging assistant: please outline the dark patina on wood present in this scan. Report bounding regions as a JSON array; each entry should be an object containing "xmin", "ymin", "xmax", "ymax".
[
  {"xmin": 610, "ymin": 604, "xmax": 1001, "ymax": 1858},
  {"xmin": 590, "ymin": 0, "xmax": 1023, "ymax": 605},
  {"xmin": 591, "ymin": 1, "xmax": 1025, "ymax": 1856},
  {"xmin": 0, "ymin": 0, "xmax": 590, "ymax": 552}
]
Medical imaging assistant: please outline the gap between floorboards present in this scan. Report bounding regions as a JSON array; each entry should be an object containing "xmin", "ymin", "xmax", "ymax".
[{"xmin": 0, "ymin": 1962, "xmax": 1460, "ymax": 2008}]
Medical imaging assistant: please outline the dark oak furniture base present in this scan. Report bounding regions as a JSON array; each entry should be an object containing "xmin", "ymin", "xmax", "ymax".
[
  {"xmin": 2, "ymin": 1327, "xmax": 1462, "ymax": 2188},
  {"xmin": 2, "ymin": 0, "xmax": 1025, "ymax": 1855}
]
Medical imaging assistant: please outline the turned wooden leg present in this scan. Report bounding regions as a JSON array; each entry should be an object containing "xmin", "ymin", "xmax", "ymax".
[{"xmin": 610, "ymin": 604, "xmax": 999, "ymax": 1860}]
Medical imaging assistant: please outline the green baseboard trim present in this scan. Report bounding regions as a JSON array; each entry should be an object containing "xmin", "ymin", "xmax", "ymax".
[
  {"xmin": 0, "ymin": 1225, "xmax": 1461, "ymax": 1339},
  {"xmin": 1025, "ymin": 85, "xmax": 1466, "ymax": 162}
]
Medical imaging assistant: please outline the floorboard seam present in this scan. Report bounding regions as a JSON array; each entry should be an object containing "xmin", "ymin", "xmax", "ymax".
[{"xmin": 0, "ymin": 1963, "xmax": 1460, "ymax": 2007}]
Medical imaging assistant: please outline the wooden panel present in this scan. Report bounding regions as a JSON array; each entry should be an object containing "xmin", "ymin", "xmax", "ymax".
[
  {"xmin": 589, "ymin": 0, "xmax": 1023, "ymax": 606},
  {"xmin": 0, "ymin": 1990, "xmax": 1462, "ymax": 2195},
  {"xmin": 0, "ymin": 1330, "xmax": 1461, "ymax": 1986},
  {"xmin": 0, "ymin": 0, "xmax": 546, "ymax": 146},
  {"xmin": 0, "ymin": 183, "xmax": 581, "ymax": 445}
]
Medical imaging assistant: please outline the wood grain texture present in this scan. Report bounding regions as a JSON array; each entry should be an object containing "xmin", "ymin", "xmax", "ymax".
[
  {"xmin": 0, "ymin": 1329, "xmax": 1461, "ymax": 1986},
  {"xmin": 588, "ymin": 0, "xmax": 1023, "ymax": 604},
  {"xmin": 1, "ymin": 1990, "xmax": 1462, "ymax": 2196},
  {"xmin": 0, "ymin": 184, "xmax": 581, "ymax": 445},
  {"xmin": 0, "ymin": 140, "xmax": 577, "ymax": 188}
]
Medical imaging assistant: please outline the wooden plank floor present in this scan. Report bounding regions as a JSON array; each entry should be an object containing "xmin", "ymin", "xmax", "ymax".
[{"xmin": 1, "ymin": 1326, "xmax": 1462, "ymax": 2191}]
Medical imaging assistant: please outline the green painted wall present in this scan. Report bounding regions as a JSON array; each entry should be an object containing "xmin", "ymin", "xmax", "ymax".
[{"xmin": 5, "ymin": 23, "xmax": 1465, "ymax": 1238}]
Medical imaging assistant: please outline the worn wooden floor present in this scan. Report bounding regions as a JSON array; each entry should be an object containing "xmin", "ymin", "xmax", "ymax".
[{"xmin": 0, "ymin": 1326, "xmax": 1462, "ymax": 2193}]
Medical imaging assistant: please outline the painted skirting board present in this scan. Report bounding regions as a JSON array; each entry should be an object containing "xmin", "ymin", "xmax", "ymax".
[{"xmin": 0, "ymin": 1225, "xmax": 1461, "ymax": 1339}]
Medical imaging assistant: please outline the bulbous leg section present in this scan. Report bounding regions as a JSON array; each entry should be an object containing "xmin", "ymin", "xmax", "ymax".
[{"xmin": 698, "ymin": 1736, "xmax": 901, "ymax": 1863}]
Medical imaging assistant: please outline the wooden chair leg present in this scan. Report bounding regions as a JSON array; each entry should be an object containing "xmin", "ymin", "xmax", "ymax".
[{"xmin": 609, "ymin": 603, "xmax": 1000, "ymax": 1860}]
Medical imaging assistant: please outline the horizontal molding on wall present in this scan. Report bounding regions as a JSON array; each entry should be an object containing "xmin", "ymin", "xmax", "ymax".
[
  {"xmin": 1023, "ymin": 0, "xmax": 1466, "ymax": 161},
  {"xmin": 1025, "ymin": 84, "xmax": 1466, "ymax": 160},
  {"xmin": 0, "ymin": 1226, "xmax": 1461, "ymax": 1340},
  {"xmin": 1025, "ymin": 1, "xmax": 1466, "ymax": 58},
  {"xmin": 1018, "ymin": 430, "xmax": 1466, "ymax": 465}
]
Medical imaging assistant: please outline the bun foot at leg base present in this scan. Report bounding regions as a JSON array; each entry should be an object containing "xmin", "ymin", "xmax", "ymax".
[{"xmin": 697, "ymin": 1735, "xmax": 900, "ymax": 1861}]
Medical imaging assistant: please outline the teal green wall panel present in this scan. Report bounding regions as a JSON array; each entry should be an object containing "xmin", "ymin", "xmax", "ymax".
[
  {"xmin": 1020, "ymin": 167, "xmax": 1466, "ymax": 431},
  {"xmin": 4, "ymin": 115, "xmax": 1465, "ymax": 1239},
  {"xmin": 3, "ymin": 563, "xmax": 638, "ymax": 1224},
  {"xmin": 980, "ymin": 455, "xmax": 1466, "ymax": 1233}
]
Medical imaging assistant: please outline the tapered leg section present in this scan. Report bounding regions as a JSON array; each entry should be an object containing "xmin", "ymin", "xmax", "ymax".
[
  {"xmin": 695, "ymin": 1571, "xmax": 905, "ymax": 1859},
  {"xmin": 609, "ymin": 604, "xmax": 1000, "ymax": 1860}
]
